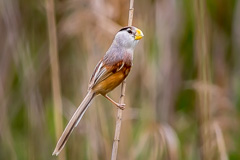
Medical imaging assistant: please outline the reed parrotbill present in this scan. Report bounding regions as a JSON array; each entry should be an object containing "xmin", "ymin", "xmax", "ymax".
[{"xmin": 52, "ymin": 26, "xmax": 144, "ymax": 156}]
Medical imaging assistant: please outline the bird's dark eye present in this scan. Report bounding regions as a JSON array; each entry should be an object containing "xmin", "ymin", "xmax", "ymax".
[{"xmin": 127, "ymin": 30, "xmax": 132, "ymax": 34}]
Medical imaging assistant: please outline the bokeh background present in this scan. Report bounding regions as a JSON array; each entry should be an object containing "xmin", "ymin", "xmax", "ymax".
[{"xmin": 0, "ymin": 0, "xmax": 239, "ymax": 159}]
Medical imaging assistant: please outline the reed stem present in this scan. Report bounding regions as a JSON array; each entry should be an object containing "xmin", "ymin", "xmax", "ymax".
[
  {"xmin": 46, "ymin": 0, "xmax": 65, "ymax": 159},
  {"xmin": 111, "ymin": 0, "xmax": 134, "ymax": 159},
  {"xmin": 195, "ymin": 0, "xmax": 211, "ymax": 159}
]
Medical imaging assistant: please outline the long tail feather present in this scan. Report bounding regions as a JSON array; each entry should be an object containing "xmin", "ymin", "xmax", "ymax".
[{"xmin": 52, "ymin": 90, "xmax": 95, "ymax": 156}]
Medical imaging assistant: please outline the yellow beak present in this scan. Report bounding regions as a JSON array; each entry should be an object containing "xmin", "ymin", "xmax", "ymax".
[{"xmin": 135, "ymin": 28, "xmax": 144, "ymax": 40}]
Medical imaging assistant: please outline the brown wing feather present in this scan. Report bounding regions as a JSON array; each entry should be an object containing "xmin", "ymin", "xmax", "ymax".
[
  {"xmin": 88, "ymin": 59, "xmax": 124, "ymax": 90},
  {"xmin": 88, "ymin": 59, "xmax": 103, "ymax": 90}
]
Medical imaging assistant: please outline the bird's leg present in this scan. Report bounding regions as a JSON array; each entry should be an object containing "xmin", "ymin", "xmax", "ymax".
[{"xmin": 103, "ymin": 95, "xmax": 125, "ymax": 110}]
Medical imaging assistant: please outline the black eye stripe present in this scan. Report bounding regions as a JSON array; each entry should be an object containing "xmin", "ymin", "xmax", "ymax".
[
  {"xmin": 119, "ymin": 26, "xmax": 131, "ymax": 32},
  {"xmin": 119, "ymin": 26, "xmax": 135, "ymax": 35}
]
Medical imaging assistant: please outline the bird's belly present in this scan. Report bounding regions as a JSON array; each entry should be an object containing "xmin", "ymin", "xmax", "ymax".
[{"xmin": 93, "ymin": 67, "xmax": 130, "ymax": 95}]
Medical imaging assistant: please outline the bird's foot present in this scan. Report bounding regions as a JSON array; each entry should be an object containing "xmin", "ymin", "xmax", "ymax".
[{"xmin": 116, "ymin": 103, "xmax": 125, "ymax": 110}]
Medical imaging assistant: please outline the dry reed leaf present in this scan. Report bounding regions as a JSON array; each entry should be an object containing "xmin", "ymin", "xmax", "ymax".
[
  {"xmin": 59, "ymin": 1, "xmax": 121, "ymax": 39},
  {"xmin": 186, "ymin": 81, "xmax": 234, "ymax": 111},
  {"xmin": 150, "ymin": 131, "xmax": 161, "ymax": 160},
  {"xmin": 213, "ymin": 121, "xmax": 229, "ymax": 160},
  {"xmin": 159, "ymin": 123, "xmax": 180, "ymax": 160},
  {"xmin": 129, "ymin": 129, "xmax": 151, "ymax": 160},
  {"xmin": 128, "ymin": 123, "xmax": 180, "ymax": 160}
]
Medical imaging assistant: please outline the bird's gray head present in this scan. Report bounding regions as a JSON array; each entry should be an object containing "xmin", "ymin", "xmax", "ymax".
[{"xmin": 113, "ymin": 26, "xmax": 144, "ymax": 49}]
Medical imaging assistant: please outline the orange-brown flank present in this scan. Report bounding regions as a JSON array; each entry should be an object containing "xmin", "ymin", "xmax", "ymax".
[{"xmin": 92, "ymin": 65, "xmax": 131, "ymax": 95}]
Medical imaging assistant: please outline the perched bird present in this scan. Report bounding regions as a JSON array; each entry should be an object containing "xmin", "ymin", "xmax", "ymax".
[{"xmin": 52, "ymin": 26, "xmax": 144, "ymax": 156}]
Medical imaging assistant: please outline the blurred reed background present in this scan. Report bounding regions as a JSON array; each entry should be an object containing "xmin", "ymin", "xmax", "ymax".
[{"xmin": 0, "ymin": 0, "xmax": 239, "ymax": 159}]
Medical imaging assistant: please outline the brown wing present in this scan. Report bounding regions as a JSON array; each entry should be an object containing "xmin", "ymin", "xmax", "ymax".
[{"xmin": 88, "ymin": 59, "xmax": 124, "ymax": 90}]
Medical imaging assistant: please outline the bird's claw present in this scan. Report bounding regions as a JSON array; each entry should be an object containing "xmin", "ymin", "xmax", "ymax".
[{"xmin": 116, "ymin": 103, "xmax": 125, "ymax": 110}]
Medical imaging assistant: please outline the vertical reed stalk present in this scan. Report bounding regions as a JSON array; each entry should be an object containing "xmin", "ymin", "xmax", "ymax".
[
  {"xmin": 195, "ymin": 0, "xmax": 211, "ymax": 160},
  {"xmin": 111, "ymin": 0, "xmax": 134, "ymax": 160},
  {"xmin": 46, "ymin": 0, "xmax": 65, "ymax": 159}
]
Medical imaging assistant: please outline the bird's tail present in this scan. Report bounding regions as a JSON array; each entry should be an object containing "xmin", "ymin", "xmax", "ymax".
[{"xmin": 52, "ymin": 90, "xmax": 95, "ymax": 156}]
